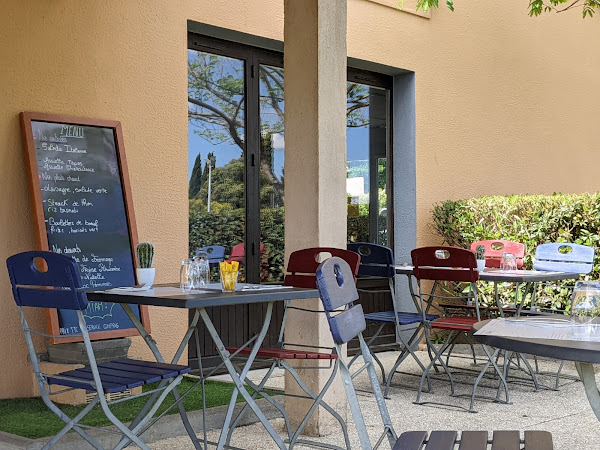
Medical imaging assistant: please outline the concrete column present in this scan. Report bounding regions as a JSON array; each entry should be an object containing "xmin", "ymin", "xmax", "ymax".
[{"xmin": 283, "ymin": 0, "xmax": 348, "ymax": 436}]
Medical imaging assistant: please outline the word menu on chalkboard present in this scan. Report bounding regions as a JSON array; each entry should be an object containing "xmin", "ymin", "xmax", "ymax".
[{"xmin": 20, "ymin": 112, "xmax": 150, "ymax": 343}]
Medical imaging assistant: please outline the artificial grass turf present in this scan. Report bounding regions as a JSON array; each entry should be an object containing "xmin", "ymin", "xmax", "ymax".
[{"xmin": 0, "ymin": 376, "xmax": 281, "ymax": 439}]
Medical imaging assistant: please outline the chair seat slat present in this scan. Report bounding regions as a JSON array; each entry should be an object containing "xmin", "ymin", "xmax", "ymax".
[
  {"xmin": 78, "ymin": 366, "xmax": 162, "ymax": 384},
  {"xmin": 393, "ymin": 430, "xmax": 428, "ymax": 450},
  {"xmin": 226, "ymin": 346, "xmax": 337, "ymax": 360},
  {"xmin": 101, "ymin": 361, "xmax": 181, "ymax": 379},
  {"xmin": 524, "ymin": 431, "xmax": 553, "ymax": 450},
  {"xmin": 491, "ymin": 430, "xmax": 520, "ymax": 450},
  {"xmin": 364, "ymin": 311, "xmax": 439, "ymax": 325},
  {"xmin": 426, "ymin": 431, "xmax": 458, "ymax": 449},
  {"xmin": 431, "ymin": 316, "xmax": 479, "ymax": 331},
  {"xmin": 112, "ymin": 358, "xmax": 191, "ymax": 374},
  {"xmin": 458, "ymin": 431, "xmax": 489, "ymax": 450},
  {"xmin": 47, "ymin": 370, "xmax": 139, "ymax": 393}
]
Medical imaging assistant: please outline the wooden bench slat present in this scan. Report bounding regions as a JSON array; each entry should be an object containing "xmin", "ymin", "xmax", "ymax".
[
  {"xmin": 393, "ymin": 431, "xmax": 428, "ymax": 450},
  {"xmin": 524, "ymin": 431, "xmax": 553, "ymax": 450},
  {"xmin": 427, "ymin": 431, "xmax": 459, "ymax": 449},
  {"xmin": 491, "ymin": 430, "xmax": 520, "ymax": 450},
  {"xmin": 458, "ymin": 431, "xmax": 489, "ymax": 450}
]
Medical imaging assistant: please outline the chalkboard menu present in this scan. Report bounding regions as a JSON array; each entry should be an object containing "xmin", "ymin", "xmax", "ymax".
[{"xmin": 20, "ymin": 112, "xmax": 150, "ymax": 343}]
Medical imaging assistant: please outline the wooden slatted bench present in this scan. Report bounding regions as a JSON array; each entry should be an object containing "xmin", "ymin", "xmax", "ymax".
[{"xmin": 394, "ymin": 430, "xmax": 553, "ymax": 450}]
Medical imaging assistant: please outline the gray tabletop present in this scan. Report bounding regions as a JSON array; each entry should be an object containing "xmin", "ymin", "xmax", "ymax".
[
  {"xmin": 87, "ymin": 284, "xmax": 319, "ymax": 309},
  {"xmin": 472, "ymin": 319, "xmax": 600, "ymax": 364},
  {"xmin": 395, "ymin": 265, "xmax": 579, "ymax": 283}
]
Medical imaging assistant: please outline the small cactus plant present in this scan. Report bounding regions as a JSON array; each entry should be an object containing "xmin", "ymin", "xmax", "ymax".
[
  {"xmin": 475, "ymin": 245, "xmax": 486, "ymax": 260},
  {"xmin": 136, "ymin": 242, "xmax": 154, "ymax": 268}
]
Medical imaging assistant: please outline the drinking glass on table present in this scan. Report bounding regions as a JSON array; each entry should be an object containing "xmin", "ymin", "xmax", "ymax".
[
  {"xmin": 571, "ymin": 281, "xmax": 600, "ymax": 340},
  {"xmin": 500, "ymin": 252, "xmax": 517, "ymax": 273},
  {"xmin": 180, "ymin": 259, "xmax": 193, "ymax": 291},
  {"xmin": 193, "ymin": 252, "xmax": 210, "ymax": 286}
]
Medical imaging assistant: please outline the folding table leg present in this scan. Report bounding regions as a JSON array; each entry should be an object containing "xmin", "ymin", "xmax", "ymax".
[
  {"xmin": 117, "ymin": 305, "xmax": 203, "ymax": 450},
  {"xmin": 576, "ymin": 362, "xmax": 600, "ymax": 421},
  {"xmin": 200, "ymin": 304, "xmax": 287, "ymax": 449}
]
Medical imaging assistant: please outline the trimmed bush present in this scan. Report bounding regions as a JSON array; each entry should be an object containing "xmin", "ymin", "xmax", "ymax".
[{"xmin": 431, "ymin": 192, "xmax": 600, "ymax": 309}]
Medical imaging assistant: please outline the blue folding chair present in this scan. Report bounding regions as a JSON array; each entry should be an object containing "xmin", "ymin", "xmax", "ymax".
[
  {"xmin": 195, "ymin": 245, "xmax": 226, "ymax": 265},
  {"xmin": 347, "ymin": 242, "xmax": 438, "ymax": 396},
  {"xmin": 316, "ymin": 256, "xmax": 397, "ymax": 449},
  {"xmin": 316, "ymin": 257, "xmax": 554, "ymax": 450},
  {"xmin": 6, "ymin": 251, "xmax": 191, "ymax": 450},
  {"xmin": 531, "ymin": 242, "xmax": 595, "ymax": 389}
]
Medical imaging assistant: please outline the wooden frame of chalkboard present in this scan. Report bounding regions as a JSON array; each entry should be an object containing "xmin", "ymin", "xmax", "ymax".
[{"xmin": 20, "ymin": 112, "xmax": 151, "ymax": 343}]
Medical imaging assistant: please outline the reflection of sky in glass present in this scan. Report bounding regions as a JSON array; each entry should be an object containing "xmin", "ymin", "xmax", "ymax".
[
  {"xmin": 188, "ymin": 50, "xmax": 244, "ymax": 176},
  {"xmin": 259, "ymin": 65, "xmax": 285, "ymax": 181},
  {"xmin": 188, "ymin": 52, "xmax": 375, "ymax": 183}
]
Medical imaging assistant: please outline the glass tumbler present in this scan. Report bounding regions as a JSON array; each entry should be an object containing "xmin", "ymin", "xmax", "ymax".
[
  {"xmin": 571, "ymin": 281, "xmax": 600, "ymax": 340},
  {"xmin": 194, "ymin": 253, "xmax": 210, "ymax": 287},
  {"xmin": 500, "ymin": 252, "xmax": 517, "ymax": 273},
  {"xmin": 180, "ymin": 259, "xmax": 193, "ymax": 291}
]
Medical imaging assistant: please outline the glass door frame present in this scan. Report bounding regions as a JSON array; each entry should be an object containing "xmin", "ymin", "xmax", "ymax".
[
  {"xmin": 188, "ymin": 33, "xmax": 283, "ymax": 283},
  {"xmin": 347, "ymin": 68, "xmax": 394, "ymax": 246}
]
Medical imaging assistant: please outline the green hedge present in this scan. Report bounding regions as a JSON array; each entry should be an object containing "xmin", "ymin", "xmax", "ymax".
[
  {"xmin": 431, "ymin": 192, "xmax": 600, "ymax": 309},
  {"xmin": 190, "ymin": 205, "xmax": 374, "ymax": 282}
]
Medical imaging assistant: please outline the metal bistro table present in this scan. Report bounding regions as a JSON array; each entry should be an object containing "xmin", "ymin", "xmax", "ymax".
[
  {"xmin": 88, "ymin": 284, "xmax": 319, "ymax": 449},
  {"xmin": 472, "ymin": 318, "xmax": 600, "ymax": 421}
]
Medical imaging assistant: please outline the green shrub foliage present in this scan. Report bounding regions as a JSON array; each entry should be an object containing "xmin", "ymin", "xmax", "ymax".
[{"xmin": 432, "ymin": 192, "xmax": 600, "ymax": 309}]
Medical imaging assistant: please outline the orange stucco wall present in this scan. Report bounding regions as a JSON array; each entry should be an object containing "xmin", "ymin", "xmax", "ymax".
[{"xmin": 1, "ymin": 0, "xmax": 599, "ymax": 398}]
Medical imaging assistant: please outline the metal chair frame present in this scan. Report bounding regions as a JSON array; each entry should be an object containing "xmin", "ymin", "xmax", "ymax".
[
  {"xmin": 412, "ymin": 246, "xmax": 509, "ymax": 413},
  {"xmin": 347, "ymin": 243, "xmax": 439, "ymax": 397},
  {"xmin": 316, "ymin": 257, "xmax": 397, "ymax": 450}
]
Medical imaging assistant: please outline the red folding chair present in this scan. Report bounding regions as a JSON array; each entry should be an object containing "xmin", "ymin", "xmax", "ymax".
[{"xmin": 412, "ymin": 246, "xmax": 509, "ymax": 412}]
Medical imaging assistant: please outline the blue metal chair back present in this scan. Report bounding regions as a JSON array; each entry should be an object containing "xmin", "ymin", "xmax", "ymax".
[
  {"xmin": 195, "ymin": 245, "xmax": 226, "ymax": 264},
  {"xmin": 347, "ymin": 242, "xmax": 395, "ymax": 278},
  {"xmin": 6, "ymin": 251, "xmax": 88, "ymax": 310},
  {"xmin": 316, "ymin": 257, "xmax": 366, "ymax": 345},
  {"xmin": 533, "ymin": 243, "xmax": 595, "ymax": 275}
]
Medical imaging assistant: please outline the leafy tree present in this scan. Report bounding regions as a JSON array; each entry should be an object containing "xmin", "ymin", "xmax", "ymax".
[{"xmin": 410, "ymin": 0, "xmax": 599, "ymax": 18}]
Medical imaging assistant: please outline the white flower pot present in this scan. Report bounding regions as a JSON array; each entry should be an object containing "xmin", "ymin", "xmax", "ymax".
[
  {"xmin": 136, "ymin": 268, "xmax": 155, "ymax": 287},
  {"xmin": 476, "ymin": 259, "xmax": 486, "ymax": 271}
]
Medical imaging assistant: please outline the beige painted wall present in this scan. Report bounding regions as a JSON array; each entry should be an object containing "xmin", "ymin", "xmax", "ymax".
[{"xmin": 1, "ymin": 0, "xmax": 599, "ymax": 398}]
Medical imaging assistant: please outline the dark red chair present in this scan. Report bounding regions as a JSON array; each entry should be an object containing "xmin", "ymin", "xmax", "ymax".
[
  {"xmin": 229, "ymin": 242, "xmax": 265, "ymax": 264},
  {"xmin": 412, "ymin": 246, "xmax": 509, "ymax": 412},
  {"xmin": 224, "ymin": 247, "xmax": 360, "ymax": 448}
]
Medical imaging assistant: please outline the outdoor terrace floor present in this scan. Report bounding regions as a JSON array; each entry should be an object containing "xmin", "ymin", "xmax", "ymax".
[{"xmin": 153, "ymin": 349, "xmax": 600, "ymax": 449}]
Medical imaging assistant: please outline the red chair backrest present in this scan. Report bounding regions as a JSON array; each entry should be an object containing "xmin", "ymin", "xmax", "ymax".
[
  {"xmin": 229, "ymin": 243, "xmax": 265, "ymax": 263},
  {"xmin": 284, "ymin": 247, "xmax": 360, "ymax": 288},
  {"xmin": 411, "ymin": 246, "xmax": 479, "ymax": 283},
  {"xmin": 470, "ymin": 240, "xmax": 525, "ymax": 269}
]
